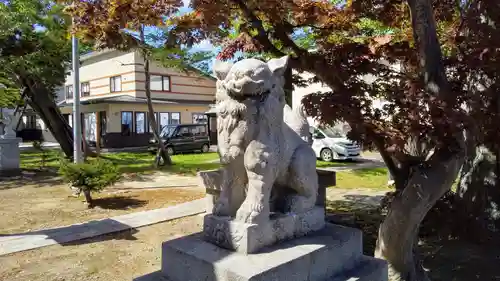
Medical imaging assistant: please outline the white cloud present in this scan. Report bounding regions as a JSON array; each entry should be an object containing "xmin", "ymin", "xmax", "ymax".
[{"xmin": 182, "ymin": 0, "xmax": 190, "ymax": 7}]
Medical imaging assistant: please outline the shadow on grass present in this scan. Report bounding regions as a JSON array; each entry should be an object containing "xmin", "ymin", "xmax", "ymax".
[
  {"xmin": 351, "ymin": 167, "xmax": 388, "ymax": 177},
  {"xmin": 99, "ymin": 152, "xmax": 220, "ymax": 176},
  {"xmin": 0, "ymin": 169, "xmax": 63, "ymax": 190},
  {"xmin": 326, "ymin": 196, "xmax": 500, "ymax": 281},
  {"xmin": 91, "ymin": 196, "xmax": 147, "ymax": 210},
  {"xmin": 112, "ymin": 162, "xmax": 221, "ymax": 176}
]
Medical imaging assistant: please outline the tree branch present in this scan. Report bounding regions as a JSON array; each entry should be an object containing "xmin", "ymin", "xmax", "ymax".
[
  {"xmin": 406, "ymin": 0, "xmax": 450, "ymax": 101},
  {"xmin": 233, "ymin": 0, "xmax": 285, "ymax": 58},
  {"xmin": 272, "ymin": 23, "xmax": 307, "ymax": 57},
  {"xmin": 374, "ymin": 137, "xmax": 399, "ymax": 176}
]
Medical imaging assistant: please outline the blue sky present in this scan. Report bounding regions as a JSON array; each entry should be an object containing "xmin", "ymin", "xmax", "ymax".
[{"xmin": 178, "ymin": 0, "xmax": 215, "ymax": 53}]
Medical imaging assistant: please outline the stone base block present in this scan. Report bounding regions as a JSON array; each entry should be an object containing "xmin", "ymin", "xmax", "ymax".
[
  {"xmin": 203, "ymin": 206, "xmax": 325, "ymax": 254},
  {"xmin": 0, "ymin": 137, "xmax": 21, "ymax": 171},
  {"xmin": 160, "ymin": 224, "xmax": 366, "ymax": 281}
]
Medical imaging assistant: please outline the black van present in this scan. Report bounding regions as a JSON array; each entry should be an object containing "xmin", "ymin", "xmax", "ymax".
[{"xmin": 149, "ymin": 124, "xmax": 211, "ymax": 155}]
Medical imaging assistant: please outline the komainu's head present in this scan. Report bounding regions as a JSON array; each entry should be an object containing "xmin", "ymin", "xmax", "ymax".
[{"xmin": 213, "ymin": 56, "xmax": 289, "ymax": 104}]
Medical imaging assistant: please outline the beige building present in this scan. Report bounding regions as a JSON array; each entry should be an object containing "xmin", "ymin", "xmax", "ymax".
[{"xmin": 55, "ymin": 49, "xmax": 216, "ymax": 148}]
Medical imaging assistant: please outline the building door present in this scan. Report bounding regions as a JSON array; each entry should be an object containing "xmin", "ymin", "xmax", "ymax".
[
  {"xmin": 99, "ymin": 111, "xmax": 107, "ymax": 137},
  {"xmin": 83, "ymin": 113, "xmax": 97, "ymax": 143},
  {"xmin": 208, "ymin": 115, "xmax": 217, "ymax": 145}
]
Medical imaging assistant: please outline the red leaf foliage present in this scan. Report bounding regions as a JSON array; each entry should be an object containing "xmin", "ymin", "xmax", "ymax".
[{"xmin": 67, "ymin": 0, "xmax": 500, "ymax": 155}]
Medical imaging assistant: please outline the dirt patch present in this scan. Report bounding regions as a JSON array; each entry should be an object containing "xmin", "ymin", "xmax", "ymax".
[
  {"xmin": 0, "ymin": 215, "xmax": 203, "ymax": 281},
  {"xmin": 0, "ymin": 183, "xmax": 204, "ymax": 235},
  {"xmin": 2, "ymin": 211, "xmax": 499, "ymax": 281}
]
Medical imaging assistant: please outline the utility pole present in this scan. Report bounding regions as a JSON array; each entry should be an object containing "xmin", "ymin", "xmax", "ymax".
[{"xmin": 72, "ymin": 34, "xmax": 83, "ymax": 164}]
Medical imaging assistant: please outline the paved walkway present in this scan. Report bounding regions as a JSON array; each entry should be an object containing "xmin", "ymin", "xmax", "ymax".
[
  {"xmin": 114, "ymin": 172, "xmax": 201, "ymax": 190},
  {"xmin": 0, "ymin": 198, "xmax": 205, "ymax": 256}
]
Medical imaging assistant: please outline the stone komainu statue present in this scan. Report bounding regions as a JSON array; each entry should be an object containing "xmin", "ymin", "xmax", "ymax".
[{"xmin": 212, "ymin": 56, "xmax": 318, "ymax": 224}]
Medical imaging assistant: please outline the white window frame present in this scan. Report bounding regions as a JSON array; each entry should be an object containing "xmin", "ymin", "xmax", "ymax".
[
  {"xmin": 150, "ymin": 75, "xmax": 171, "ymax": 91},
  {"xmin": 110, "ymin": 76, "xmax": 122, "ymax": 92},
  {"xmin": 65, "ymin": 85, "xmax": 73, "ymax": 99},
  {"xmin": 81, "ymin": 82, "xmax": 90, "ymax": 97}
]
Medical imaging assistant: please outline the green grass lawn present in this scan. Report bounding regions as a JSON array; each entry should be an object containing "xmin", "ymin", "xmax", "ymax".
[
  {"xmin": 21, "ymin": 150, "xmax": 389, "ymax": 189},
  {"xmin": 21, "ymin": 149, "xmax": 221, "ymax": 176},
  {"xmin": 334, "ymin": 167, "xmax": 390, "ymax": 190},
  {"xmin": 316, "ymin": 160, "xmax": 352, "ymax": 168}
]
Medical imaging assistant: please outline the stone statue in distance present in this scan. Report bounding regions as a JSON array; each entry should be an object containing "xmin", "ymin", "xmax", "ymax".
[
  {"xmin": 0, "ymin": 108, "xmax": 17, "ymax": 138},
  {"xmin": 0, "ymin": 108, "xmax": 21, "ymax": 174}
]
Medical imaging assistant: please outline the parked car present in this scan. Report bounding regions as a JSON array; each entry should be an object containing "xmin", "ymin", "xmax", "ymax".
[
  {"xmin": 311, "ymin": 125, "xmax": 361, "ymax": 161},
  {"xmin": 149, "ymin": 124, "xmax": 211, "ymax": 155}
]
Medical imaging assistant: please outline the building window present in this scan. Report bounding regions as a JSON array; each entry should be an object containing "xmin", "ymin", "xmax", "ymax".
[
  {"xmin": 170, "ymin": 112, "xmax": 180, "ymax": 125},
  {"xmin": 192, "ymin": 113, "xmax": 207, "ymax": 124},
  {"xmin": 121, "ymin": 111, "xmax": 133, "ymax": 135},
  {"xmin": 81, "ymin": 82, "xmax": 90, "ymax": 97},
  {"xmin": 23, "ymin": 115, "xmax": 38, "ymax": 129},
  {"xmin": 158, "ymin": 112, "xmax": 170, "ymax": 131},
  {"xmin": 65, "ymin": 85, "xmax": 73, "ymax": 99},
  {"xmin": 150, "ymin": 75, "xmax": 171, "ymax": 91},
  {"xmin": 135, "ymin": 112, "xmax": 147, "ymax": 134},
  {"xmin": 110, "ymin": 76, "xmax": 122, "ymax": 92},
  {"xmin": 149, "ymin": 112, "xmax": 158, "ymax": 133},
  {"xmin": 157, "ymin": 112, "xmax": 181, "ymax": 131},
  {"xmin": 63, "ymin": 114, "xmax": 73, "ymax": 128}
]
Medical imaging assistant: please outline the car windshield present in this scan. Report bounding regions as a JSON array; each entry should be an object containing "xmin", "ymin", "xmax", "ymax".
[
  {"xmin": 319, "ymin": 125, "xmax": 345, "ymax": 138},
  {"xmin": 160, "ymin": 125, "xmax": 177, "ymax": 137}
]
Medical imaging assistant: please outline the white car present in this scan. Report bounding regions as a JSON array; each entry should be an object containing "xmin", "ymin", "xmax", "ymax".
[{"xmin": 310, "ymin": 125, "xmax": 361, "ymax": 161}]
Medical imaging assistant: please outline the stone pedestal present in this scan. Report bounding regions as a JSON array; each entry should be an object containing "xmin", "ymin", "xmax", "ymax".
[
  {"xmin": 203, "ymin": 207, "xmax": 325, "ymax": 254},
  {"xmin": 135, "ymin": 224, "xmax": 387, "ymax": 281},
  {"xmin": 0, "ymin": 137, "xmax": 21, "ymax": 174}
]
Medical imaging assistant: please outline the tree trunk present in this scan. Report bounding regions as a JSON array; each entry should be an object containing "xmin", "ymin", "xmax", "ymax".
[
  {"xmin": 82, "ymin": 188, "xmax": 93, "ymax": 208},
  {"xmin": 26, "ymin": 86, "xmax": 73, "ymax": 158},
  {"xmin": 374, "ymin": 1, "xmax": 465, "ymax": 279},
  {"xmin": 375, "ymin": 153, "xmax": 464, "ymax": 281},
  {"xmin": 455, "ymin": 130, "xmax": 500, "ymax": 239},
  {"xmin": 139, "ymin": 26, "xmax": 171, "ymax": 167}
]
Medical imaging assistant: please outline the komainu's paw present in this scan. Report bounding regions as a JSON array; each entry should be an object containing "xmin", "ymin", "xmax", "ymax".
[
  {"xmin": 213, "ymin": 199, "xmax": 231, "ymax": 216},
  {"xmin": 285, "ymin": 195, "xmax": 315, "ymax": 214},
  {"xmin": 235, "ymin": 200, "xmax": 268, "ymax": 224}
]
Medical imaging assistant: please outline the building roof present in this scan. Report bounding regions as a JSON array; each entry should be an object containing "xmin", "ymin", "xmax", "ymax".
[
  {"xmin": 80, "ymin": 49, "xmax": 115, "ymax": 62},
  {"xmin": 57, "ymin": 94, "xmax": 214, "ymax": 108}
]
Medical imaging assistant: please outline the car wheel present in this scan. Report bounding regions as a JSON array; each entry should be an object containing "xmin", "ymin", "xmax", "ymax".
[
  {"xmin": 201, "ymin": 144, "xmax": 210, "ymax": 153},
  {"xmin": 166, "ymin": 146, "xmax": 175, "ymax": 155},
  {"xmin": 320, "ymin": 148, "xmax": 334, "ymax": 162}
]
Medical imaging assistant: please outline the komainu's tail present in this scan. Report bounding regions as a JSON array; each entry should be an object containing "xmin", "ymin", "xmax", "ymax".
[{"xmin": 283, "ymin": 103, "xmax": 313, "ymax": 146}]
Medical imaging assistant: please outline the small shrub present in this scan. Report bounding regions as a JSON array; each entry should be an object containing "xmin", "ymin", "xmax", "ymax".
[{"xmin": 59, "ymin": 158, "xmax": 121, "ymax": 207}]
